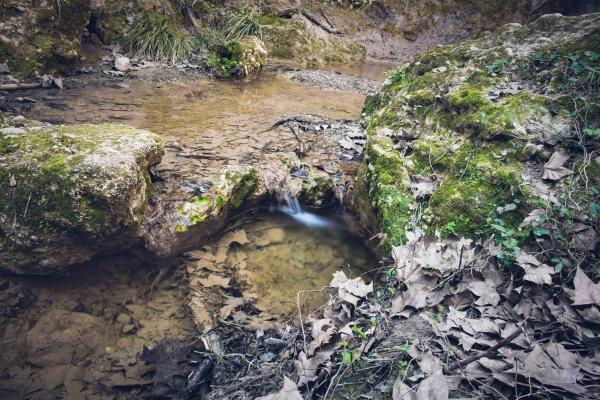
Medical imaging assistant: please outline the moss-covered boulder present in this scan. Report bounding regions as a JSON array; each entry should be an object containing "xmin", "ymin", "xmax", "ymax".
[
  {"xmin": 145, "ymin": 164, "xmax": 259, "ymax": 257},
  {"xmin": 262, "ymin": 17, "xmax": 366, "ymax": 66},
  {"xmin": 360, "ymin": 12, "xmax": 600, "ymax": 248},
  {"xmin": 0, "ymin": 116, "xmax": 164, "ymax": 274}
]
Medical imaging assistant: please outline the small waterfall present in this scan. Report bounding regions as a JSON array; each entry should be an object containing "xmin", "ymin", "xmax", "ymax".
[{"xmin": 278, "ymin": 193, "xmax": 335, "ymax": 229}]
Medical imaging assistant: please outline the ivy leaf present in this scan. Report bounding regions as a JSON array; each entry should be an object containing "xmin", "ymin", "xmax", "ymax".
[{"xmin": 591, "ymin": 202, "xmax": 600, "ymax": 217}]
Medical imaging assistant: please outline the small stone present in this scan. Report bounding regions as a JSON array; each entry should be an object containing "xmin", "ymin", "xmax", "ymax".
[
  {"xmin": 519, "ymin": 143, "xmax": 542, "ymax": 161},
  {"xmin": 121, "ymin": 324, "xmax": 136, "ymax": 334},
  {"xmin": 114, "ymin": 56, "xmax": 131, "ymax": 72},
  {"xmin": 115, "ymin": 313, "xmax": 132, "ymax": 324},
  {"xmin": 0, "ymin": 127, "xmax": 26, "ymax": 135}
]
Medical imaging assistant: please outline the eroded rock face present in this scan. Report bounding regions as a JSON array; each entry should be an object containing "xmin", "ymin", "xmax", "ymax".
[{"xmin": 0, "ymin": 116, "xmax": 164, "ymax": 274}]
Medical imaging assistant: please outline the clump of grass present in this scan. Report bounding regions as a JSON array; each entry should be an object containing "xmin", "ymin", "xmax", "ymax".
[
  {"xmin": 221, "ymin": 9, "xmax": 262, "ymax": 42},
  {"xmin": 122, "ymin": 12, "xmax": 191, "ymax": 63}
]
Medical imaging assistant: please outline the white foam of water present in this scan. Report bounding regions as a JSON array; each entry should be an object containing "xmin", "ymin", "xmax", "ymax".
[{"xmin": 278, "ymin": 193, "xmax": 335, "ymax": 229}]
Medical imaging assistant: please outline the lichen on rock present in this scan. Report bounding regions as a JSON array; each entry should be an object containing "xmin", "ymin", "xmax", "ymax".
[{"xmin": 0, "ymin": 116, "xmax": 164, "ymax": 273}]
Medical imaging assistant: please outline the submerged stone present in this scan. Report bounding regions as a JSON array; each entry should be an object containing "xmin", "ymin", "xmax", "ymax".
[{"xmin": 0, "ymin": 117, "xmax": 164, "ymax": 274}]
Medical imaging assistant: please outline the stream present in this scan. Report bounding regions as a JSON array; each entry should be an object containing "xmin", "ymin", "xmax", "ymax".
[{"xmin": 0, "ymin": 66, "xmax": 383, "ymax": 399}]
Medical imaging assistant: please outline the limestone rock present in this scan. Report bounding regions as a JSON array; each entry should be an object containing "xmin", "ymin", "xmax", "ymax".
[
  {"xmin": 114, "ymin": 55, "xmax": 130, "ymax": 72},
  {"xmin": 234, "ymin": 36, "xmax": 269, "ymax": 78},
  {"xmin": 0, "ymin": 117, "xmax": 164, "ymax": 274}
]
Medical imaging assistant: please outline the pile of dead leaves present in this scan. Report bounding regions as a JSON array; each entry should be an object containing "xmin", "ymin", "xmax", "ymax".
[{"xmin": 386, "ymin": 229, "xmax": 600, "ymax": 399}]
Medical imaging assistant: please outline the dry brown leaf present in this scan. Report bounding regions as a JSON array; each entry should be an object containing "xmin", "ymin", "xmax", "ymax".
[
  {"xmin": 294, "ymin": 350, "xmax": 333, "ymax": 386},
  {"xmin": 542, "ymin": 150, "xmax": 573, "ymax": 181},
  {"xmin": 256, "ymin": 376, "xmax": 302, "ymax": 400},
  {"xmin": 307, "ymin": 318, "xmax": 335, "ymax": 355},
  {"xmin": 516, "ymin": 253, "xmax": 554, "ymax": 285},
  {"xmin": 195, "ymin": 275, "xmax": 231, "ymax": 288},
  {"xmin": 330, "ymin": 271, "xmax": 373, "ymax": 306},
  {"xmin": 518, "ymin": 209, "xmax": 546, "ymax": 229},
  {"xmin": 410, "ymin": 176, "xmax": 437, "ymax": 199},
  {"xmin": 393, "ymin": 370, "xmax": 448, "ymax": 400},
  {"xmin": 569, "ymin": 268, "xmax": 600, "ymax": 306},
  {"xmin": 570, "ymin": 223, "xmax": 599, "ymax": 252}
]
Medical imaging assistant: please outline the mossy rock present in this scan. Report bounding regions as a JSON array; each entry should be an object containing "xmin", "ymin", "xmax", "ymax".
[
  {"xmin": 359, "ymin": 13, "xmax": 600, "ymax": 247},
  {"xmin": 171, "ymin": 165, "xmax": 258, "ymax": 235},
  {"xmin": 0, "ymin": 117, "xmax": 164, "ymax": 274}
]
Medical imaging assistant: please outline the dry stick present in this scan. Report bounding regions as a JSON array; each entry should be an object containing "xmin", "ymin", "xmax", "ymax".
[
  {"xmin": 443, "ymin": 328, "xmax": 523, "ymax": 374},
  {"xmin": 290, "ymin": 125, "xmax": 305, "ymax": 157},
  {"xmin": 300, "ymin": 11, "xmax": 341, "ymax": 35},
  {"xmin": 319, "ymin": 7, "xmax": 336, "ymax": 30},
  {"xmin": 0, "ymin": 82, "xmax": 42, "ymax": 91}
]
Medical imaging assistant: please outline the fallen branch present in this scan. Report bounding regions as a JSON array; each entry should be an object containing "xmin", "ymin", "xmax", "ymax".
[
  {"xmin": 301, "ymin": 11, "xmax": 341, "ymax": 35},
  {"xmin": 319, "ymin": 7, "xmax": 336, "ymax": 30},
  {"xmin": 0, "ymin": 82, "xmax": 42, "ymax": 91},
  {"xmin": 443, "ymin": 328, "xmax": 523, "ymax": 374}
]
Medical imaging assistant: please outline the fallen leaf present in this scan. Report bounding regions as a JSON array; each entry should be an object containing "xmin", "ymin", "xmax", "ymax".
[
  {"xmin": 330, "ymin": 271, "xmax": 373, "ymax": 306},
  {"xmin": 410, "ymin": 176, "xmax": 437, "ymax": 199},
  {"xmin": 293, "ymin": 350, "xmax": 333, "ymax": 386},
  {"xmin": 569, "ymin": 268, "xmax": 600, "ymax": 306},
  {"xmin": 542, "ymin": 150, "xmax": 573, "ymax": 181},
  {"xmin": 516, "ymin": 253, "xmax": 554, "ymax": 285},
  {"xmin": 256, "ymin": 376, "xmax": 302, "ymax": 400},
  {"xmin": 194, "ymin": 275, "xmax": 231, "ymax": 288},
  {"xmin": 518, "ymin": 209, "xmax": 546, "ymax": 229},
  {"xmin": 394, "ymin": 370, "xmax": 448, "ymax": 400}
]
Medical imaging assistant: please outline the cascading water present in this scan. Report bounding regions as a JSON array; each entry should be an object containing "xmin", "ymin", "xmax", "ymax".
[{"xmin": 277, "ymin": 193, "xmax": 335, "ymax": 229}]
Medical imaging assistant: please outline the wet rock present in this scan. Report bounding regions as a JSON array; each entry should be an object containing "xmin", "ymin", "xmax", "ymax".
[
  {"xmin": 26, "ymin": 309, "xmax": 109, "ymax": 366},
  {"xmin": 145, "ymin": 164, "xmax": 259, "ymax": 257},
  {"xmin": 0, "ymin": 116, "xmax": 164, "ymax": 274},
  {"xmin": 520, "ymin": 142, "xmax": 543, "ymax": 161}
]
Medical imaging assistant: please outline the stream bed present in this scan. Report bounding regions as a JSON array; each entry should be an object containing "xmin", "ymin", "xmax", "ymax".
[{"xmin": 0, "ymin": 68, "xmax": 380, "ymax": 399}]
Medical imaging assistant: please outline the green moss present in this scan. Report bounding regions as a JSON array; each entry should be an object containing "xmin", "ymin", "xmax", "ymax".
[
  {"xmin": 445, "ymin": 84, "xmax": 491, "ymax": 111},
  {"xmin": 256, "ymin": 14, "xmax": 285, "ymax": 26},
  {"xmin": 0, "ymin": 121, "xmax": 162, "ymax": 243},
  {"xmin": 427, "ymin": 145, "xmax": 523, "ymax": 237},
  {"xmin": 363, "ymin": 135, "xmax": 414, "ymax": 247},
  {"xmin": 227, "ymin": 169, "xmax": 258, "ymax": 208},
  {"xmin": 270, "ymin": 45, "xmax": 293, "ymax": 59}
]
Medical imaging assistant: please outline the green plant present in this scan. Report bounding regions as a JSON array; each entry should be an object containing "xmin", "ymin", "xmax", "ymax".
[
  {"xmin": 122, "ymin": 12, "xmax": 192, "ymax": 63},
  {"xmin": 207, "ymin": 55, "xmax": 239, "ymax": 77},
  {"xmin": 351, "ymin": 325, "xmax": 367, "ymax": 341},
  {"xmin": 221, "ymin": 8, "xmax": 262, "ymax": 42},
  {"xmin": 486, "ymin": 58, "xmax": 509, "ymax": 75}
]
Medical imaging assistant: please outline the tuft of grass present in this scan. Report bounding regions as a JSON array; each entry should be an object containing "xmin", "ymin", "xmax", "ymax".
[
  {"xmin": 122, "ymin": 12, "xmax": 191, "ymax": 63},
  {"xmin": 221, "ymin": 9, "xmax": 262, "ymax": 42}
]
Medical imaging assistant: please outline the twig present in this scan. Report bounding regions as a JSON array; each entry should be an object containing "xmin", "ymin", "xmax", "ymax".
[
  {"xmin": 290, "ymin": 125, "xmax": 305, "ymax": 157},
  {"xmin": 443, "ymin": 328, "xmax": 522, "ymax": 374},
  {"xmin": 0, "ymin": 82, "xmax": 42, "ymax": 91},
  {"xmin": 297, "ymin": 291, "xmax": 308, "ymax": 353}
]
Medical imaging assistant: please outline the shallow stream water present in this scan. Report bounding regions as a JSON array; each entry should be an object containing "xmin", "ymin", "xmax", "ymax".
[{"xmin": 1, "ymin": 68, "xmax": 379, "ymax": 399}]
